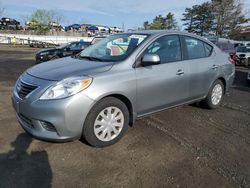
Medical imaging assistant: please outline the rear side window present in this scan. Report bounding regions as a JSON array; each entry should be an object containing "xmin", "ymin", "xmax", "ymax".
[{"xmin": 184, "ymin": 36, "xmax": 212, "ymax": 59}]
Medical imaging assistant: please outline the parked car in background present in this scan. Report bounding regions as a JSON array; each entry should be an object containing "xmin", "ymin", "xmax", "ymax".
[
  {"xmin": 214, "ymin": 40, "xmax": 237, "ymax": 64},
  {"xmin": 247, "ymin": 69, "xmax": 250, "ymax": 84},
  {"xmin": 236, "ymin": 46, "xmax": 250, "ymax": 67},
  {"xmin": 35, "ymin": 41, "xmax": 91, "ymax": 63},
  {"xmin": 0, "ymin": 17, "xmax": 20, "ymax": 30},
  {"xmin": 12, "ymin": 31, "xmax": 235, "ymax": 147}
]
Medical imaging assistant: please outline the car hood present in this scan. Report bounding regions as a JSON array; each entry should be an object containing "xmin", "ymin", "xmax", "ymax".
[
  {"xmin": 27, "ymin": 57, "xmax": 113, "ymax": 81},
  {"xmin": 37, "ymin": 48, "xmax": 58, "ymax": 54}
]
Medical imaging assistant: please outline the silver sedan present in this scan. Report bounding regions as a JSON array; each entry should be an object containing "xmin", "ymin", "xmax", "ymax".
[{"xmin": 12, "ymin": 30, "xmax": 235, "ymax": 147}]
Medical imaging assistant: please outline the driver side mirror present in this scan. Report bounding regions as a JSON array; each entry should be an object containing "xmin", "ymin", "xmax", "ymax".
[
  {"xmin": 66, "ymin": 47, "xmax": 71, "ymax": 51},
  {"xmin": 141, "ymin": 54, "xmax": 160, "ymax": 66}
]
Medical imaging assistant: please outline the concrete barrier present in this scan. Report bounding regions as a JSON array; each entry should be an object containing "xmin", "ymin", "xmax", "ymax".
[{"xmin": 0, "ymin": 33, "xmax": 93, "ymax": 45}]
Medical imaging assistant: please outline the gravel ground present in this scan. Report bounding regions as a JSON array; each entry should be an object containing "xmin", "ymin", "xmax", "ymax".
[{"xmin": 0, "ymin": 45, "xmax": 249, "ymax": 188}]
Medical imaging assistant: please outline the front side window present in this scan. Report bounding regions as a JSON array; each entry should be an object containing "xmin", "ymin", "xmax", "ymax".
[
  {"xmin": 69, "ymin": 43, "xmax": 79, "ymax": 50},
  {"xmin": 79, "ymin": 34, "xmax": 149, "ymax": 62},
  {"xmin": 144, "ymin": 35, "xmax": 182, "ymax": 64},
  {"xmin": 184, "ymin": 36, "xmax": 212, "ymax": 59}
]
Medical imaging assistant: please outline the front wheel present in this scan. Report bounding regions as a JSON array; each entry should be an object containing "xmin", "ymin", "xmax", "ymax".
[
  {"xmin": 202, "ymin": 80, "xmax": 224, "ymax": 109},
  {"xmin": 82, "ymin": 97, "xmax": 129, "ymax": 147}
]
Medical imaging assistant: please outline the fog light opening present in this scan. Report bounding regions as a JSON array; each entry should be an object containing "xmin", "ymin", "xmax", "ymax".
[{"xmin": 40, "ymin": 121, "xmax": 57, "ymax": 132}]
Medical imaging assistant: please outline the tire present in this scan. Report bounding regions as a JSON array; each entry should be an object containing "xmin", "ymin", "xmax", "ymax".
[
  {"xmin": 203, "ymin": 80, "xmax": 224, "ymax": 109},
  {"xmin": 82, "ymin": 97, "xmax": 129, "ymax": 147}
]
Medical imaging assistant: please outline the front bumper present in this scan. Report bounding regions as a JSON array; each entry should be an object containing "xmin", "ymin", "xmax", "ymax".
[
  {"xmin": 247, "ymin": 72, "xmax": 250, "ymax": 81},
  {"xmin": 236, "ymin": 57, "xmax": 250, "ymax": 66},
  {"xmin": 12, "ymin": 74, "xmax": 95, "ymax": 142}
]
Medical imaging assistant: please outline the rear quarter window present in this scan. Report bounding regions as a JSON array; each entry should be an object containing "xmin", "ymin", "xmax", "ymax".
[{"xmin": 204, "ymin": 43, "xmax": 213, "ymax": 56}]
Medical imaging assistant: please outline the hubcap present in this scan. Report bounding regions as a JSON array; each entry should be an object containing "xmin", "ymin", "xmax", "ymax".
[
  {"xmin": 211, "ymin": 84, "xmax": 223, "ymax": 105},
  {"xmin": 94, "ymin": 106, "xmax": 124, "ymax": 142}
]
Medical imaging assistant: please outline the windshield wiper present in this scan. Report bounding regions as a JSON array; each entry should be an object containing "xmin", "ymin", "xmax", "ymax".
[{"xmin": 79, "ymin": 56, "xmax": 104, "ymax": 62}]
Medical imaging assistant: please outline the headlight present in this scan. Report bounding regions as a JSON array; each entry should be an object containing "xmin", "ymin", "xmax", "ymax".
[{"xmin": 40, "ymin": 77, "xmax": 92, "ymax": 100}]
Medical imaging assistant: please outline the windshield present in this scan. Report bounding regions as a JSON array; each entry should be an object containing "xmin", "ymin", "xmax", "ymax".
[
  {"xmin": 58, "ymin": 43, "xmax": 70, "ymax": 49},
  {"xmin": 237, "ymin": 46, "xmax": 250, "ymax": 53},
  {"xmin": 79, "ymin": 33, "xmax": 149, "ymax": 62}
]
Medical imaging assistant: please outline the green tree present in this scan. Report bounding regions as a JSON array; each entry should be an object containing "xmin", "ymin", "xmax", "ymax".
[
  {"xmin": 182, "ymin": 2, "xmax": 214, "ymax": 36},
  {"xmin": 182, "ymin": 7, "xmax": 195, "ymax": 33},
  {"xmin": 28, "ymin": 9, "xmax": 62, "ymax": 34},
  {"xmin": 164, "ymin": 12, "xmax": 178, "ymax": 30},
  {"xmin": 143, "ymin": 12, "xmax": 178, "ymax": 30},
  {"xmin": 151, "ymin": 15, "xmax": 165, "ymax": 29},
  {"xmin": 29, "ymin": 9, "xmax": 52, "ymax": 34}
]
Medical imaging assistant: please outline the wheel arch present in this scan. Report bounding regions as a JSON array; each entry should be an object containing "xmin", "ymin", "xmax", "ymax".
[
  {"xmin": 205, "ymin": 76, "xmax": 227, "ymax": 98},
  {"xmin": 97, "ymin": 94, "xmax": 135, "ymax": 126},
  {"xmin": 217, "ymin": 77, "xmax": 227, "ymax": 94}
]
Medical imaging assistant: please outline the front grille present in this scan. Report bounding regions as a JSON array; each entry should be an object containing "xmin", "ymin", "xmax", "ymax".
[
  {"xmin": 17, "ymin": 80, "xmax": 37, "ymax": 99},
  {"xmin": 239, "ymin": 54, "xmax": 246, "ymax": 58}
]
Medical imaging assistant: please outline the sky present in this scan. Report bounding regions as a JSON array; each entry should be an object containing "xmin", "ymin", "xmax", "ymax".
[{"xmin": 1, "ymin": 0, "xmax": 250, "ymax": 29}]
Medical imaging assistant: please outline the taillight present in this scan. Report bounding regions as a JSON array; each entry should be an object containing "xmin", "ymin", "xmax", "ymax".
[
  {"xmin": 229, "ymin": 52, "xmax": 236, "ymax": 64},
  {"xmin": 228, "ymin": 56, "xmax": 235, "ymax": 64}
]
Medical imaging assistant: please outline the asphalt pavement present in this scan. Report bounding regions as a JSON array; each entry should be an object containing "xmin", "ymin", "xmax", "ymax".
[{"xmin": 0, "ymin": 45, "xmax": 249, "ymax": 188}]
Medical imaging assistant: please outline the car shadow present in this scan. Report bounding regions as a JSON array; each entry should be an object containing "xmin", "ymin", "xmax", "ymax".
[{"xmin": 0, "ymin": 132, "xmax": 52, "ymax": 188}]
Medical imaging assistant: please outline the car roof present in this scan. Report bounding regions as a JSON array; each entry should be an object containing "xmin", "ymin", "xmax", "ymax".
[
  {"xmin": 94, "ymin": 36, "xmax": 106, "ymax": 38},
  {"xmin": 125, "ymin": 30, "xmax": 189, "ymax": 36},
  {"xmin": 124, "ymin": 30, "xmax": 214, "ymax": 45},
  {"xmin": 125, "ymin": 30, "xmax": 209, "ymax": 39},
  {"xmin": 70, "ymin": 41, "xmax": 90, "ymax": 44}
]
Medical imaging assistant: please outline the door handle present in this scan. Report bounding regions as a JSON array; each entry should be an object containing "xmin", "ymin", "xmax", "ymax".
[
  {"xmin": 212, "ymin": 65, "xmax": 219, "ymax": 69},
  {"xmin": 176, "ymin": 69, "xmax": 184, "ymax": 76}
]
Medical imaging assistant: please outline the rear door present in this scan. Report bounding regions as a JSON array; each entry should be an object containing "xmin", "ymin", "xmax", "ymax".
[
  {"xmin": 136, "ymin": 35, "xmax": 189, "ymax": 116},
  {"xmin": 182, "ymin": 36, "xmax": 218, "ymax": 99}
]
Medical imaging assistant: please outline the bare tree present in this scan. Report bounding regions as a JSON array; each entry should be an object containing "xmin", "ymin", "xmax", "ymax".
[
  {"xmin": 26, "ymin": 9, "xmax": 64, "ymax": 34},
  {"xmin": 212, "ymin": 0, "xmax": 248, "ymax": 37},
  {"xmin": 21, "ymin": 15, "xmax": 30, "ymax": 25}
]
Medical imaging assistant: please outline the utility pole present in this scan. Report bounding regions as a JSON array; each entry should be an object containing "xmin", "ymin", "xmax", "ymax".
[{"xmin": 122, "ymin": 22, "xmax": 125, "ymax": 32}]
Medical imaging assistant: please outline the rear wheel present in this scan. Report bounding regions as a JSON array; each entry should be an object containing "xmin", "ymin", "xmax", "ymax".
[
  {"xmin": 82, "ymin": 97, "xmax": 129, "ymax": 147},
  {"xmin": 203, "ymin": 80, "xmax": 224, "ymax": 109}
]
